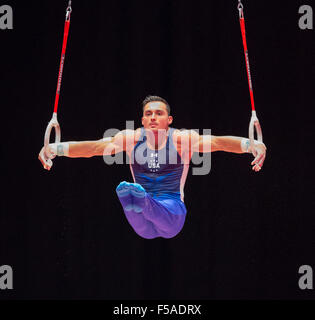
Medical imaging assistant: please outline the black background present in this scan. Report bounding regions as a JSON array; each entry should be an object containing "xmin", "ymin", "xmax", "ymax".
[{"xmin": 1, "ymin": 0, "xmax": 314, "ymax": 300}]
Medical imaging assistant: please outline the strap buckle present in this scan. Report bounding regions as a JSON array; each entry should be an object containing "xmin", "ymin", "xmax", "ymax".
[
  {"xmin": 66, "ymin": 1, "xmax": 72, "ymax": 21},
  {"xmin": 237, "ymin": 0, "xmax": 244, "ymax": 19}
]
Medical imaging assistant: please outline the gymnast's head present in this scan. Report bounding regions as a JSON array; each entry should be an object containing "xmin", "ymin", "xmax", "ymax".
[{"xmin": 142, "ymin": 95, "xmax": 173, "ymax": 131}]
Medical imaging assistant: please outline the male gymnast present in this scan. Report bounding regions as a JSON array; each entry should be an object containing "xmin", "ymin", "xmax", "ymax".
[{"xmin": 39, "ymin": 95, "xmax": 266, "ymax": 239}]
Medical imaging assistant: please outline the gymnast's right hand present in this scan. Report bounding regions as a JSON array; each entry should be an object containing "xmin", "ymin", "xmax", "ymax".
[{"xmin": 38, "ymin": 145, "xmax": 56, "ymax": 170}]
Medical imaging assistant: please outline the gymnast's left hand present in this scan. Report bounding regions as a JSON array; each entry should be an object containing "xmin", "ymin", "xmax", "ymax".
[{"xmin": 250, "ymin": 142, "xmax": 266, "ymax": 172}]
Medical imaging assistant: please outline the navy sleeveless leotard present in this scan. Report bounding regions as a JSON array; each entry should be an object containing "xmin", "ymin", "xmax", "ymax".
[{"xmin": 116, "ymin": 127, "xmax": 189, "ymax": 239}]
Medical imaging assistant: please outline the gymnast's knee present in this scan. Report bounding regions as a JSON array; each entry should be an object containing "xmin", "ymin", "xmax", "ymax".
[
  {"xmin": 161, "ymin": 226, "xmax": 185, "ymax": 239},
  {"xmin": 132, "ymin": 222, "xmax": 184, "ymax": 239},
  {"xmin": 135, "ymin": 228, "xmax": 182, "ymax": 240},
  {"xmin": 133, "ymin": 227, "xmax": 159, "ymax": 239}
]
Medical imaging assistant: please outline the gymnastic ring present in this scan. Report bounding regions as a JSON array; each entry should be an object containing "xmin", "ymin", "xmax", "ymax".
[
  {"xmin": 44, "ymin": 112, "xmax": 61, "ymax": 158},
  {"xmin": 248, "ymin": 110, "xmax": 263, "ymax": 156}
]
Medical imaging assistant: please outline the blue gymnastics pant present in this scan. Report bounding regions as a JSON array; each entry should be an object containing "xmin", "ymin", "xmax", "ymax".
[{"xmin": 116, "ymin": 181, "xmax": 187, "ymax": 239}]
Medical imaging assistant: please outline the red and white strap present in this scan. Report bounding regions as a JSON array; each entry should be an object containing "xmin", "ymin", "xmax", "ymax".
[
  {"xmin": 238, "ymin": 1, "xmax": 263, "ymax": 156},
  {"xmin": 44, "ymin": 1, "xmax": 72, "ymax": 155}
]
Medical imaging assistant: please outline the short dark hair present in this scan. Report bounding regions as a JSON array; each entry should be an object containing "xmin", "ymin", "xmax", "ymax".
[{"xmin": 142, "ymin": 95, "xmax": 171, "ymax": 115}]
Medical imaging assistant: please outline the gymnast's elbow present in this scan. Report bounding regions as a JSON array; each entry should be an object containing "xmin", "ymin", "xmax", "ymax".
[
  {"xmin": 93, "ymin": 139, "xmax": 121, "ymax": 157},
  {"xmin": 208, "ymin": 135, "xmax": 221, "ymax": 152}
]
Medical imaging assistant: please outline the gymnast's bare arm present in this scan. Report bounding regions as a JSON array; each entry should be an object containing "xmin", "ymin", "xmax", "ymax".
[
  {"xmin": 68, "ymin": 129, "xmax": 139, "ymax": 157},
  {"xmin": 175, "ymin": 130, "xmax": 266, "ymax": 171},
  {"xmin": 38, "ymin": 129, "xmax": 141, "ymax": 170}
]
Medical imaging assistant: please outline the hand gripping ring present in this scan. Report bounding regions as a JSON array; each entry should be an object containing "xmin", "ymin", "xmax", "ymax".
[
  {"xmin": 248, "ymin": 110, "xmax": 263, "ymax": 157},
  {"xmin": 44, "ymin": 112, "xmax": 61, "ymax": 159}
]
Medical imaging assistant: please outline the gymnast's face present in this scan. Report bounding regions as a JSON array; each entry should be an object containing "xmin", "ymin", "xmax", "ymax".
[{"xmin": 142, "ymin": 102, "xmax": 173, "ymax": 132}]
